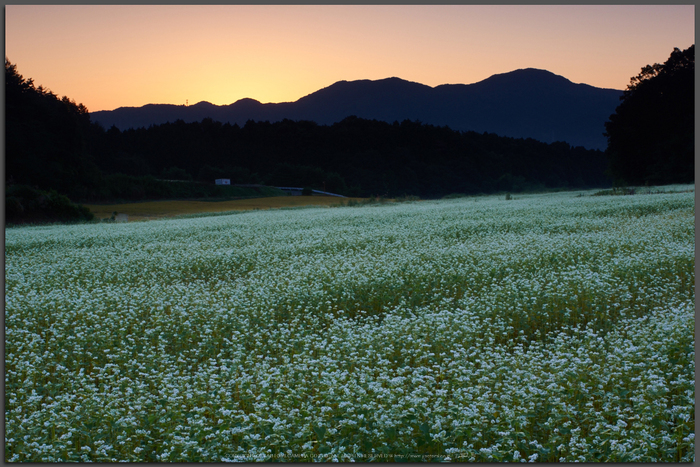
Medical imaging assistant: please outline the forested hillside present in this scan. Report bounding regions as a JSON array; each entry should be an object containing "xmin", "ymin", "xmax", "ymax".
[
  {"xmin": 92, "ymin": 116, "xmax": 609, "ymax": 199},
  {"xmin": 6, "ymin": 59, "xmax": 101, "ymax": 198},
  {"xmin": 91, "ymin": 69, "xmax": 623, "ymax": 150},
  {"xmin": 7, "ymin": 58, "xmax": 612, "ymax": 205}
]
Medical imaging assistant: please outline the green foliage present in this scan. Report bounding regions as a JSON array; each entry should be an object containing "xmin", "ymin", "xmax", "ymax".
[
  {"xmin": 301, "ymin": 186, "xmax": 313, "ymax": 196},
  {"xmin": 604, "ymin": 45, "xmax": 694, "ymax": 185},
  {"xmin": 5, "ymin": 184, "xmax": 94, "ymax": 224}
]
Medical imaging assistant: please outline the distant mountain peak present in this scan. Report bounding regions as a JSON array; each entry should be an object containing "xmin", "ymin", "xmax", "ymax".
[
  {"xmin": 233, "ymin": 97, "xmax": 261, "ymax": 105},
  {"xmin": 512, "ymin": 67, "xmax": 560, "ymax": 75},
  {"xmin": 90, "ymin": 68, "xmax": 623, "ymax": 150},
  {"xmin": 379, "ymin": 76, "xmax": 417, "ymax": 83},
  {"xmin": 483, "ymin": 68, "xmax": 571, "ymax": 84}
]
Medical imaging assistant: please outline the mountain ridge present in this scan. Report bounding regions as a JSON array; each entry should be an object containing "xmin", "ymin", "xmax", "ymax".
[{"xmin": 90, "ymin": 68, "xmax": 623, "ymax": 150}]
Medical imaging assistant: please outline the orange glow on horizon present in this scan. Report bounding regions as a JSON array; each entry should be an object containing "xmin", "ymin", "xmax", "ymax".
[{"xmin": 5, "ymin": 5, "xmax": 694, "ymax": 113}]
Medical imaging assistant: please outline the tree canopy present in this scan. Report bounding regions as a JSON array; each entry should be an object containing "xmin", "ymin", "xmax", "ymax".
[
  {"xmin": 87, "ymin": 117, "xmax": 609, "ymax": 200},
  {"xmin": 5, "ymin": 57, "xmax": 102, "ymax": 198},
  {"xmin": 604, "ymin": 45, "xmax": 694, "ymax": 185},
  {"xmin": 6, "ymin": 59, "xmax": 612, "ymax": 204}
]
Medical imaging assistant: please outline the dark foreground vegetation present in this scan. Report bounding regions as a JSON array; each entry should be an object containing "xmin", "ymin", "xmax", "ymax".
[
  {"xmin": 5, "ymin": 45, "xmax": 693, "ymax": 223},
  {"xmin": 6, "ymin": 185, "xmax": 94, "ymax": 225},
  {"xmin": 604, "ymin": 45, "xmax": 694, "ymax": 185}
]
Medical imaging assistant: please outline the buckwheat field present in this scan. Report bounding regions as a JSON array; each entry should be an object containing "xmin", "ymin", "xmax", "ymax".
[{"xmin": 5, "ymin": 188, "xmax": 695, "ymax": 462}]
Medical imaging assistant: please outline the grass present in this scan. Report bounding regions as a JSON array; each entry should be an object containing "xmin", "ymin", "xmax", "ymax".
[
  {"xmin": 5, "ymin": 187, "xmax": 695, "ymax": 462},
  {"xmin": 84, "ymin": 196, "xmax": 367, "ymax": 221}
]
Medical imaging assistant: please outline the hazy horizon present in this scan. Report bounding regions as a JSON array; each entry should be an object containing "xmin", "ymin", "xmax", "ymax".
[{"xmin": 6, "ymin": 5, "xmax": 694, "ymax": 112}]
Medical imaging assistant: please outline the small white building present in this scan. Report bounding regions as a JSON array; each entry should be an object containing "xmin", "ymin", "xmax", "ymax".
[{"xmin": 215, "ymin": 179, "xmax": 231, "ymax": 185}]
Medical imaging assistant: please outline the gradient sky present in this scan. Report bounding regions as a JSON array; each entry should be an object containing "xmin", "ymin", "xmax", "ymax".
[{"xmin": 5, "ymin": 5, "xmax": 695, "ymax": 113}]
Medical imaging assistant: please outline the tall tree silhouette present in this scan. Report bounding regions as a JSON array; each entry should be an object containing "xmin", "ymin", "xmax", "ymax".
[
  {"xmin": 604, "ymin": 45, "xmax": 694, "ymax": 185},
  {"xmin": 5, "ymin": 58, "xmax": 101, "ymax": 198}
]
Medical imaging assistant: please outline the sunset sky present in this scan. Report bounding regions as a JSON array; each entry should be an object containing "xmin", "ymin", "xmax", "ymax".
[{"xmin": 5, "ymin": 5, "xmax": 695, "ymax": 113}]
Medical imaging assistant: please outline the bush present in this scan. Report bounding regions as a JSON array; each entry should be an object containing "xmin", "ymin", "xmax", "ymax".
[
  {"xmin": 302, "ymin": 187, "xmax": 313, "ymax": 196},
  {"xmin": 5, "ymin": 184, "xmax": 94, "ymax": 224}
]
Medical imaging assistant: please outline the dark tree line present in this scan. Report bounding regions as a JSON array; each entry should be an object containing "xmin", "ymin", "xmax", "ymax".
[
  {"xmin": 7, "ymin": 57, "xmax": 614, "ymax": 205},
  {"xmin": 6, "ymin": 58, "xmax": 105, "ymax": 197},
  {"xmin": 605, "ymin": 45, "xmax": 694, "ymax": 185},
  {"xmin": 85, "ymin": 116, "xmax": 609, "ymax": 201},
  {"xmin": 5, "ymin": 58, "xmax": 102, "ymax": 222}
]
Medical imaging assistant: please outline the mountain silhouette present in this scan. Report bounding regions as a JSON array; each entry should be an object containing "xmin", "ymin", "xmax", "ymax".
[{"xmin": 90, "ymin": 68, "xmax": 622, "ymax": 150}]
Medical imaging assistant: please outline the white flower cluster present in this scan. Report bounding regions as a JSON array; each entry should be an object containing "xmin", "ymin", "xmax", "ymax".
[{"xmin": 5, "ymin": 188, "xmax": 695, "ymax": 462}]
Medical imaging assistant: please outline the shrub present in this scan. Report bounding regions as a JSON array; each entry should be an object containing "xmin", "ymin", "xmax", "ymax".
[{"xmin": 5, "ymin": 184, "xmax": 94, "ymax": 224}]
